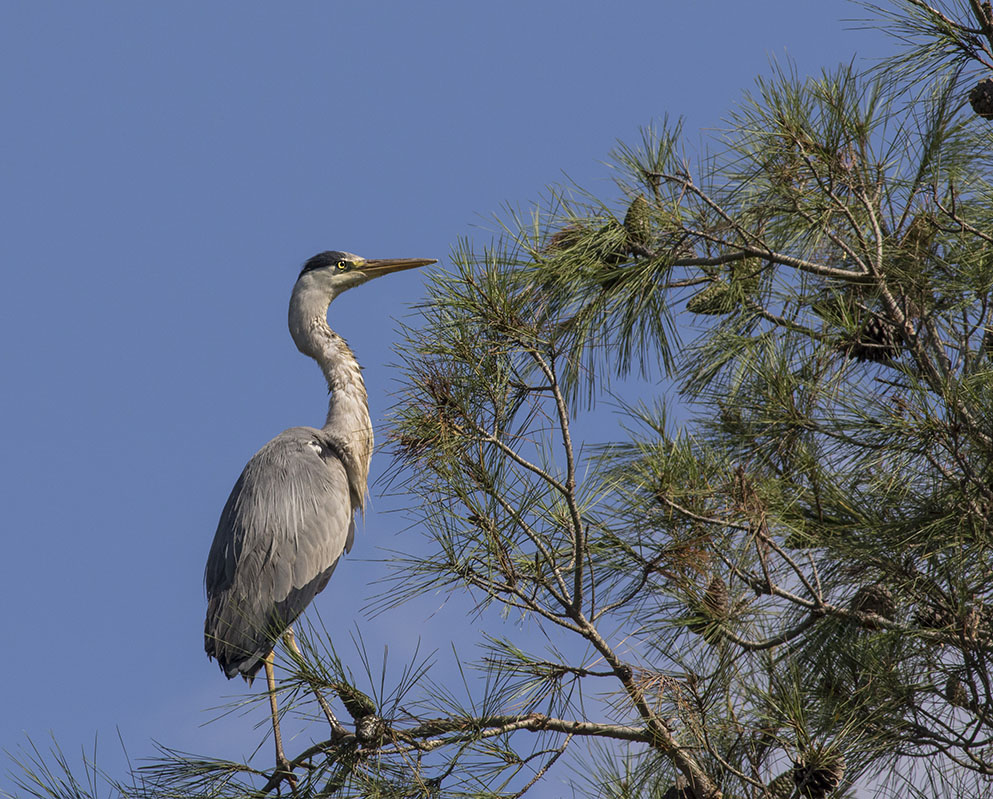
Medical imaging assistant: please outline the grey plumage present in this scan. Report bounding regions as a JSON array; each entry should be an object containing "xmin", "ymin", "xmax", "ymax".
[
  {"xmin": 204, "ymin": 251, "xmax": 435, "ymax": 681},
  {"xmin": 205, "ymin": 427, "xmax": 355, "ymax": 677}
]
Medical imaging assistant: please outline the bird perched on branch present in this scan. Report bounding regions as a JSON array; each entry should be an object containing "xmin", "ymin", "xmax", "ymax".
[{"xmin": 203, "ymin": 250, "xmax": 435, "ymax": 778}]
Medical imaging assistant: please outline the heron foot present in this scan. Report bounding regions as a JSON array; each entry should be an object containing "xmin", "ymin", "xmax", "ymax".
[
  {"xmin": 259, "ymin": 752, "xmax": 298, "ymax": 795},
  {"xmin": 273, "ymin": 754, "xmax": 297, "ymax": 789}
]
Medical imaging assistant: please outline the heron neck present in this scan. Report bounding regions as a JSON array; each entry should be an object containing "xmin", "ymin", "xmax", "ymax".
[
  {"xmin": 288, "ymin": 284, "xmax": 373, "ymax": 502},
  {"xmin": 319, "ymin": 332, "xmax": 373, "ymax": 511},
  {"xmin": 317, "ymin": 332, "xmax": 370, "ymax": 434}
]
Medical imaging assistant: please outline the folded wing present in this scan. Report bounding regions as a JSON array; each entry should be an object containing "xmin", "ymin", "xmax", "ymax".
[{"xmin": 204, "ymin": 426, "xmax": 355, "ymax": 680}]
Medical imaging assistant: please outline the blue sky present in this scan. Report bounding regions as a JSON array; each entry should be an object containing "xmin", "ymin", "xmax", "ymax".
[{"xmin": 0, "ymin": 2, "xmax": 892, "ymax": 794}]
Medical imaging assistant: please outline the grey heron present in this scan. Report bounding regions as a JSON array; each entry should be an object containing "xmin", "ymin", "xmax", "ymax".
[{"xmin": 204, "ymin": 250, "xmax": 436, "ymax": 777}]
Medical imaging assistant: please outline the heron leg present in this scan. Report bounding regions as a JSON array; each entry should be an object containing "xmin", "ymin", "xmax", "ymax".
[
  {"xmin": 263, "ymin": 651, "xmax": 296, "ymax": 785},
  {"xmin": 282, "ymin": 627, "xmax": 350, "ymax": 738}
]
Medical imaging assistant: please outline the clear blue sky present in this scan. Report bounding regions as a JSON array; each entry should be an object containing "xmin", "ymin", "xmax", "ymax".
[{"xmin": 0, "ymin": 2, "xmax": 891, "ymax": 794}]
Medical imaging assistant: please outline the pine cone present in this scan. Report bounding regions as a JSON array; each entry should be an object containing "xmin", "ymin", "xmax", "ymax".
[
  {"xmin": 688, "ymin": 575, "xmax": 729, "ymax": 643},
  {"xmin": 686, "ymin": 280, "xmax": 734, "ymax": 314},
  {"xmin": 544, "ymin": 219, "xmax": 633, "ymax": 269},
  {"xmin": 914, "ymin": 601, "xmax": 955, "ymax": 630},
  {"xmin": 793, "ymin": 749, "xmax": 845, "ymax": 799},
  {"xmin": 544, "ymin": 224, "xmax": 584, "ymax": 253},
  {"xmin": 767, "ymin": 772, "xmax": 795, "ymax": 799},
  {"xmin": 850, "ymin": 583, "xmax": 896, "ymax": 626},
  {"xmin": 623, "ymin": 194, "xmax": 653, "ymax": 252},
  {"xmin": 334, "ymin": 681, "xmax": 378, "ymax": 720},
  {"xmin": 840, "ymin": 316, "xmax": 897, "ymax": 362},
  {"xmin": 703, "ymin": 575, "xmax": 729, "ymax": 616},
  {"xmin": 897, "ymin": 213, "xmax": 933, "ymax": 261},
  {"xmin": 944, "ymin": 676, "xmax": 972, "ymax": 709},
  {"xmin": 969, "ymin": 78, "xmax": 993, "ymax": 120}
]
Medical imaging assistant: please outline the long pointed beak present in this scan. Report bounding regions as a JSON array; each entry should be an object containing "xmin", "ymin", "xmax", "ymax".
[{"xmin": 359, "ymin": 257, "xmax": 437, "ymax": 276}]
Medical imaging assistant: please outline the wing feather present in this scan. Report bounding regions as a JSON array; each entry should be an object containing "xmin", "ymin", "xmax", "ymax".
[{"xmin": 204, "ymin": 426, "xmax": 354, "ymax": 679}]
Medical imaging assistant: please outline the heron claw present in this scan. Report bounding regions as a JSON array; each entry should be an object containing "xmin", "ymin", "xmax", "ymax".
[
  {"xmin": 260, "ymin": 755, "xmax": 297, "ymax": 795},
  {"xmin": 272, "ymin": 756, "xmax": 297, "ymax": 790}
]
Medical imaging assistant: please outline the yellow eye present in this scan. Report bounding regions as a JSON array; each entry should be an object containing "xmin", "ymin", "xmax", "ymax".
[{"xmin": 336, "ymin": 260, "xmax": 347, "ymax": 270}]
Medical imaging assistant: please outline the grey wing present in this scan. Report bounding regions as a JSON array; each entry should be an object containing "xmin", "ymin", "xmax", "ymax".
[{"xmin": 204, "ymin": 427, "xmax": 355, "ymax": 680}]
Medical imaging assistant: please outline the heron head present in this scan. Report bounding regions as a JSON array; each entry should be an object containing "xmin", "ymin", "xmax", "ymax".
[
  {"xmin": 297, "ymin": 250, "xmax": 437, "ymax": 295},
  {"xmin": 289, "ymin": 250, "xmax": 437, "ymax": 358}
]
